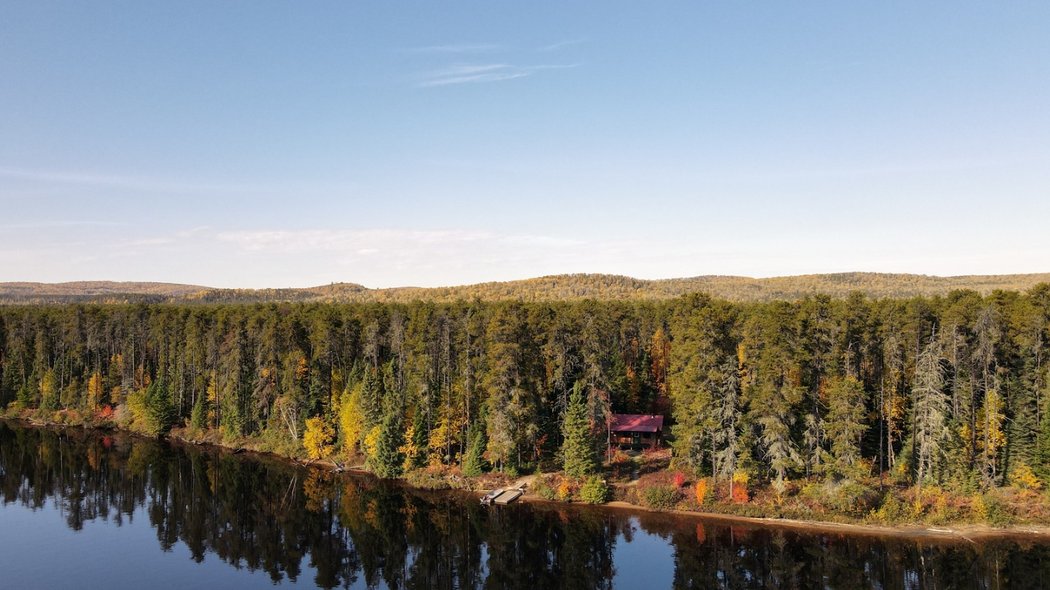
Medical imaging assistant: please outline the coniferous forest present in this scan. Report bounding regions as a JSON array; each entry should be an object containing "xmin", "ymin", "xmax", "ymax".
[{"xmin": 4, "ymin": 286, "xmax": 1050, "ymax": 523}]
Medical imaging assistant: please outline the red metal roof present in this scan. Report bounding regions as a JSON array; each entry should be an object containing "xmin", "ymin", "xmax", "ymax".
[{"xmin": 610, "ymin": 414, "xmax": 664, "ymax": 433}]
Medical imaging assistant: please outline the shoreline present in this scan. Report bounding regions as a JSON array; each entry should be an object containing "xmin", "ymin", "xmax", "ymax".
[{"xmin": 6, "ymin": 415, "xmax": 1050, "ymax": 543}]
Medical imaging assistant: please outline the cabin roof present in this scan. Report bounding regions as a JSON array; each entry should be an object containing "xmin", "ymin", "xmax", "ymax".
[{"xmin": 610, "ymin": 414, "xmax": 664, "ymax": 433}]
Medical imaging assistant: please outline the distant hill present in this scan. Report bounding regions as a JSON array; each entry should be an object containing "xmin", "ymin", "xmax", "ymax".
[
  {"xmin": 2, "ymin": 272, "xmax": 1049, "ymax": 305},
  {"xmin": 0, "ymin": 281, "xmax": 210, "ymax": 304}
]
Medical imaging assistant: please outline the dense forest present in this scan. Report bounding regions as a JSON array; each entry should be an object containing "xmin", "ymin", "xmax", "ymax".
[
  {"xmin": 3, "ymin": 286, "xmax": 1050, "ymax": 510},
  {"xmin": 5, "ymin": 271, "xmax": 1050, "ymax": 305}
]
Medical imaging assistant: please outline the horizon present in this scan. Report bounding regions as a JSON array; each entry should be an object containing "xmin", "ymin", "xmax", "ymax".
[
  {"xmin": 4, "ymin": 2, "xmax": 1050, "ymax": 288},
  {"xmin": 5, "ymin": 269, "xmax": 1050, "ymax": 295}
]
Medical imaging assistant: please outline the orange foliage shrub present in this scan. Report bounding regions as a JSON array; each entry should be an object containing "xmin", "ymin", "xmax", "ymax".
[
  {"xmin": 731, "ymin": 471, "xmax": 750, "ymax": 504},
  {"xmin": 694, "ymin": 479, "xmax": 709, "ymax": 505},
  {"xmin": 96, "ymin": 404, "xmax": 114, "ymax": 420},
  {"xmin": 557, "ymin": 478, "xmax": 574, "ymax": 501}
]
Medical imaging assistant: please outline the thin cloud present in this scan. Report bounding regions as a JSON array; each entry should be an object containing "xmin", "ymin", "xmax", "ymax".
[
  {"xmin": 404, "ymin": 43, "xmax": 501, "ymax": 54},
  {"xmin": 0, "ymin": 166, "xmax": 262, "ymax": 194},
  {"xmin": 216, "ymin": 228, "xmax": 570, "ymax": 253},
  {"xmin": 416, "ymin": 63, "xmax": 578, "ymax": 87},
  {"xmin": 0, "ymin": 220, "xmax": 125, "ymax": 230},
  {"xmin": 537, "ymin": 39, "xmax": 586, "ymax": 52}
]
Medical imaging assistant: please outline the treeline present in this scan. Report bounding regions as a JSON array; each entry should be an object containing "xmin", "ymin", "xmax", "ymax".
[
  {"xmin": 7, "ymin": 272, "xmax": 1050, "ymax": 306},
  {"xmin": 2, "ymin": 286, "xmax": 1050, "ymax": 492}
]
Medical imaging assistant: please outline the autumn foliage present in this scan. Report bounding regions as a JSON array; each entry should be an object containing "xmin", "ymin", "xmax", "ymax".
[
  {"xmin": 731, "ymin": 472, "xmax": 750, "ymax": 504},
  {"xmin": 303, "ymin": 417, "xmax": 335, "ymax": 460}
]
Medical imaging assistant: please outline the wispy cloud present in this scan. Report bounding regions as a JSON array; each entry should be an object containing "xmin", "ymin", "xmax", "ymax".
[
  {"xmin": 537, "ymin": 39, "xmax": 586, "ymax": 52},
  {"xmin": 404, "ymin": 43, "xmax": 501, "ymax": 54},
  {"xmin": 0, "ymin": 220, "xmax": 125, "ymax": 231},
  {"xmin": 416, "ymin": 63, "xmax": 578, "ymax": 87},
  {"xmin": 0, "ymin": 166, "xmax": 261, "ymax": 194},
  {"xmin": 216, "ymin": 228, "xmax": 584, "ymax": 254}
]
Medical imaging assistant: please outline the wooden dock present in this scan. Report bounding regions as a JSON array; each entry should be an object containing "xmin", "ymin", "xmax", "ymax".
[
  {"xmin": 492, "ymin": 489, "xmax": 523, "ymax": 505},
  {"xmin": 481, "ymin": 486, "xmax": 525, "ymax": 505}
]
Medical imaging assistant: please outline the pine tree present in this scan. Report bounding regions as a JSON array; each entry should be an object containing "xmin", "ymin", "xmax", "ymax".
[
  {"xmin": 913, "ymin": 336, "xmax": 949, "ymax": 487},
  {"xmin": 562, "ymin": 382, "xmax": 599, "ymax": 478},
  {"xmin": 462, "ymin": 424, "xmax": 486, "ymax": 477},
  {"xmin": 190, "ymin": 394, "xmax": 207, "ymax": 431},
  {"xmin": 713, "ymin": 358, "xmax": 742, "ymax": 496},
  {"xmin": 369, "ymin": 413, "xmax": 404, "ymax": 478},
  {"xmin": 825, "ymin": 376, "xmax": 867, "ymax": 477},
  {"xmin": 143, "ymin": 379, "xmax": 175, "ymax": 436}
]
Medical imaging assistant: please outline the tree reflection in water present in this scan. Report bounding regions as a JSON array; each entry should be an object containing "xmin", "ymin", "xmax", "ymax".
[{"xmin": 1, "ymin": 421, "xmax": 1048, "ymax": 589}]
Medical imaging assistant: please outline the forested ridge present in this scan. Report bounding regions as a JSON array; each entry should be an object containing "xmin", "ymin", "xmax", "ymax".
[
  {"xmin": 4, "ymin": 286, "xmax": 1050, "ymax": 521},
  {"xmin": 4, "ymin": 271, "xmax": 1050, "ymax": 304}
]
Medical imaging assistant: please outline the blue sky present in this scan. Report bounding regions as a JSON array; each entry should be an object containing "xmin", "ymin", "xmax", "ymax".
[{"xmin": 2, "ymin": 1, "xmax": 1049, "ymax": 288}]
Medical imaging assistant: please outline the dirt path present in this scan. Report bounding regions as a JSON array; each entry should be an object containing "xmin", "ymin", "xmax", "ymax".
[{"xmin": 511, "ymin": 474, "xmax": 537, "ymax": 489}]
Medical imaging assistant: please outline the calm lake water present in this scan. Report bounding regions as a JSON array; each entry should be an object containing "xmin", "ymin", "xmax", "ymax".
[{"xmin": 1, "ymin": 421, "xmax": 1048, "ymax": 589}]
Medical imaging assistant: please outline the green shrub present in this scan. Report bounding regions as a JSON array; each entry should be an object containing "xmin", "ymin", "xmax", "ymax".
[
  {"xmin": 801, "ymin": 479, "xmax": 879, "ymax": 516},
  {"xmin": 533, "ymin": 476, "xmax": 558, "ymax": 501},
  {"xmin": 639, "ymin": 484, "xmax": 681, "ymax": 511},
  {"xmin": 579, "ymin": 477, "xmax": 610, "ymax": 504},
  {"xmin": 973, "ymin": 492, "xmax": 1012, "ymax": 526},
  {"xmin": 871, "ymin": 493, "xmax": 908, "ymax": 523},
  {"xmin": 403, "ymin": 469, "xmax": 451, "ymax": 490}
]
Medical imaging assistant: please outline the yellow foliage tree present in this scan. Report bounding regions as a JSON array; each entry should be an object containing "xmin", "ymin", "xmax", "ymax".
[
  {"xmin": 86, "ymin": 371, "xmax": 105, "ymax": 410},
  {"xmin": 363, "ymin": 425, "xmax": 382, "ymax": 458},
  {"xmin": 338, "ymin": 384, "xmax": 365, "ymax": 459},
  {"xmin": 1010, "ymin": 462, "xmax": 1042, "ymax": 490},
  {"xmin": 427, "ymin": 409, "xmax": 463, "ymax": 465},
  {"xmin": 399, "ymin": 423, "xmax": 420, "ymax": 472},
  {"xmin": 976, "ymin": 389, "xmax": 1006, "ymax": 484},
  {"xmin": 206, "ymin": 372, "xmax": 218, "ymax": 429},
  {"xmin": 39, "ymin": 368, "xmax": 59, "ymax": 409},
  {"xmin": 303, "ymin": 416, "xmax": 335, "ymax": 460}
]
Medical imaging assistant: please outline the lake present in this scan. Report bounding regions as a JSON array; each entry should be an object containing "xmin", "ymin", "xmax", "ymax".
[{"xmin": 1, "ymin": 420, "xmax": 1048, "ymax": 589}]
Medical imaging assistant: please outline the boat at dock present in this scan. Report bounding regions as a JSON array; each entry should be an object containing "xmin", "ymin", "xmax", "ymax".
[{"xmin": 480, "ymin": 488, "xmax": 503, "ymax": 505}]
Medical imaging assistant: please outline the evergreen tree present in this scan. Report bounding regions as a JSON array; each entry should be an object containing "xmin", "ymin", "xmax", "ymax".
[
  {"xmin": 913, "ymin": 336, "xmax": 949, "ymax": 487},
  {"xmin": 713, "ymin": 358, "xmax": 743, "ymax": 496},
  {"xmin": 143, "ymin": 379, "xmax": 176, "ymax": 436},
  {"xmin": 562, "ymin": 382, "xmax": 599, "ymax": 478},
  {"xmin": 369, "ymin": 412, "xmax": 405, "ymax": 479},
  {"xmin": 462, "ymin": 424, "xmax": 486, "ymax": 477},
  {"xmin": 190, "ymin": 394, "xmax": 207, "ymax": 431},
  {"xmin": 825, "ymin": 376, "xmax": 867, "ymax": 477}
]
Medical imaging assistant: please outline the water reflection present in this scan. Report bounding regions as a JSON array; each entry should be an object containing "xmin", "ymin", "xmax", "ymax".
[{"xmin": 1, "ymin": 421, "xmax": 1048, "ymax": 589}]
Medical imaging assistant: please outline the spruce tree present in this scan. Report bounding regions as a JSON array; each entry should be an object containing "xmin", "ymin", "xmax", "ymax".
[
  {"xmin": 190, "ymin": 395, "xmax": 207, "ymax": 431},
  {"xmin": 913, "ymin": 336, "xmax": 949, "ymax": 487},
  {"xmin": 144, "ymin": 379, "xmax": 175, "ymax": 436},
  {"xmin": 462, "ymin": 425, "xmax": 486, "ymax": 477},
  {"xmin": 562, "ymin": 382, "xmax": 599, "ymax": 479},
  {"xmin": 713, "ymin": 358, "xmax": 742, "ymax": 488},
  {"xmin": 369, "ymin": 412, "xmax": 404, "ymax": 478},
  {"xmin": 825, "ymin": 376, "xmax": 867, "ymax": 477}
]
